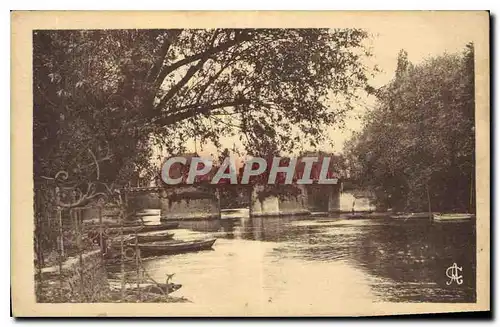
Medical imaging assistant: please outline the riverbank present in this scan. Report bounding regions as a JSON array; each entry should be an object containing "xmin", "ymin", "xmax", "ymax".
[
  {"xmin": 35, "ymin": 249, "xmax": 190, "ymax": 303},
  {"xmin": 36, "ymin": 278, "xmax": 190, "ymax": 303}
]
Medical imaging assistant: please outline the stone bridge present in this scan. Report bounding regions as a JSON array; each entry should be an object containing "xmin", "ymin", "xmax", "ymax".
[
  {"xmin": 249, "ymin": 183, "xmax": 342, "ymax": 217},
  {"xmin": 126, "ymin": 182, "xmax": 343, "ymax": 220}
]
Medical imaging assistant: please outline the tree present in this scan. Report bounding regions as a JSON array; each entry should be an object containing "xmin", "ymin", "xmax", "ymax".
[
  {"xmin": 34, "ymin": 29, "xmax": 374, "ymax": 190},
  {"xmin": 345, "ymin": 44, "xmax": 475, "ymax": 212}
]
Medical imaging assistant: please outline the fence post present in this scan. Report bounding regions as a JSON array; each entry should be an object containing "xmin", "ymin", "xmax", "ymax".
[
  {"xmin": 120, "ymin": 208, "xmax": 125, "ymax": 300},
  {"xmin": 34, "ymin": 204, "xmax": 43, "ymax": 301},
  {"xmin": 98, "ymin": 206, "xmax": 104, "ymax": 254},
  {"xmin": 73, "ymin": 208, "xmax": 85, "ymax": 302},
  {"xmin": 58, "ymin": 207, "xmax": 64, "ymax": 258},
  {"xmin": 57, "ymin": 208, "xmax": 64, "ymax": 301},
  {"xmin": 135, "ymin": 230, "xmax": 141, "ymax": 302}
]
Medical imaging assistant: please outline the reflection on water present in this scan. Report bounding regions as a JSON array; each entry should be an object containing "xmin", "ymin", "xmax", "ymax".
[{"xmin": 137, "ymin": 213, "xmax": 476, "ymax": 306}]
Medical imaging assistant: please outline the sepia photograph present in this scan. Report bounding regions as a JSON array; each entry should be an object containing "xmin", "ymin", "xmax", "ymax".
[{"xmin": 11, "ymin": 11, "xmax": 490, "ymax": 316}]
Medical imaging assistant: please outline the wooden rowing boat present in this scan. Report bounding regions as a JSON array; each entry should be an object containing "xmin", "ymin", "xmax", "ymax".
[
  {"xmin": 109, "ymin": 281, "xmax": 182, "ymax": 295},
  {"xmin": 108, "ymin": 231, "xmax": 175, "ymax": 246},
  {"xmin": 93, "ymin": 222, "xmax": 179, "ymax": 234},
  {"xmin": 137, "ymin": 283, "xmax": 182, "ymax": 295},
  {"xmin": 138, "ymin": 238, "xmax": 216, "ymax": 257},
  {"xmin": 84, "ymin": 220, "xmax": 142, "ymax": 228},
  {"xmin": 390, "ymin": 212, "xmax": 432, "ymax": 219},
  {"xmin": 433, "ymin": 213, "xmax": 475, "ymax": 222},
  {"xmin": 346, "ymin": 213, "xmax": 367, "ymax": 219},
  {"xmin": 136, "ymin": 231, "xmax": 174, "ymax": 243},
  {"xmin": 135, "ymin": 212, "xmax": 160, "ymax": 217}
]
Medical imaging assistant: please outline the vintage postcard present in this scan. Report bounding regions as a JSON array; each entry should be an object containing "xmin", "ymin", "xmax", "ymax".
[{"xmin": 11, "ymin": 11, "xmax": 490, "ymax": 317}]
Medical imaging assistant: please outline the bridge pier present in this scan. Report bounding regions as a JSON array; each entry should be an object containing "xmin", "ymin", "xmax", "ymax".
[
  {"xmin": 250, "ymin": 184, "xmax": 311, "ymax": 217},
  {"xmin": 250, "ymin": 185, "xmax": 281, "ymax": 217},
  {"xmin": 159, "ymin": 185, "xmax": 221, "ymax": 221},
  {"xmin": 327, "ymin": 184, "xmax": 341, "ymax": 213},
  {"xmin": 249, "ymin": 183, "xmax": 341, "ymax": 217}
]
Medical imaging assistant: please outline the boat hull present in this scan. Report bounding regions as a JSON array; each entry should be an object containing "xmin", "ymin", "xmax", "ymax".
[
  {"xmin": 99, "ymin": 223, "xmax": 179, "ymax": 235},
  {"xmin": 138, "ymin": 239, "xmax": 216, "ymax": 257},
  {"xmin": 346, "ymin": 214, "xmax": 369, "ymax": 219},
  {"xmin": 390, "ymin": 212, "xmax": 432, "ymax": 219},
  {"xmin": 136, "ymin": 212, "xmax": 160, "ymax": 217},
  {"xmin": 109, "ymin": 281, "xmax": 182, "ymax": 295},
  {"xmin": 433, "ymin": 213, "xmax": 475, "ymax": 222},
  {"xmin": 137, "ymin": 283, "xmax": 182, "ymax": 295},
  {"xmin": 136, "ymin": 232, "xmax": 174, "ymax": 243}
]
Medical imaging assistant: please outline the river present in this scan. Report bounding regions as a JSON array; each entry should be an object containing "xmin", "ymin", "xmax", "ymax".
[{"xmin": 135, "ymin": 212, "xmax": 476, "ymax": 307}]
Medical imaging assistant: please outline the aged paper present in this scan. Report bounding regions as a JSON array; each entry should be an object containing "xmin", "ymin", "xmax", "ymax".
[{"xmin": 11, "ymin": 11, "xmax": 490, "ymax": 317}]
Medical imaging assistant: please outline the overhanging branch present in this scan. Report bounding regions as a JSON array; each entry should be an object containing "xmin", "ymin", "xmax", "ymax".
[
  {"xmin": 152, "ymin": 31, "xmax": 252, "ymax": 96},
  {"xmin": 153, "ymin": 99, "xmax": 251, "ymax": 127}
]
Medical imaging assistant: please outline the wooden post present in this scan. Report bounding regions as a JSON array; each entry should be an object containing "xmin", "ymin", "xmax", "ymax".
[
  {"xmin": 57, "ymin": 208, "xmax": 64, "ymax": 258},
  {"xmin": 426, "ymin": 183, "xmax": 432, "ymax": 221},
  {"xmin": 135, "ymin": 230, "xmax": 141, "ymax": 302},
  {"xmin": 215, "ymin": 187, "xmax": 222, "ymax": 219},
  {"xmin": 120, "ymin": 208, "xmax": 125, "ymax": 300},
  {"xmin": 75, "ymin": 209, "xmax": 85, "ymax": 302},
  {"xmin": 98, "ymin": 206, "xmax": 104, "ymax": 254},
  {"xmin": 55, "ymin": 186, "xmax": 65, "ymax": 258},
  {"xmin": 248, "ymin": 185, "xmax": 254, "ymax": 218},
  {"xmin": 57, "ymin": 208, "xmax": 64, "ymax": 300}
]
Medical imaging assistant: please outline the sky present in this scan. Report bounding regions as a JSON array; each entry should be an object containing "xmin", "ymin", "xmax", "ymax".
[{"xmin": 164, "ymin": 12, "xmax": 486, "ymax": 165}]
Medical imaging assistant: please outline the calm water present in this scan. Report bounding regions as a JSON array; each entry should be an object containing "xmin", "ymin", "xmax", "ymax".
[{"xmin": 134, "ymin": 213, "xmax": 476, "ymax": 306}]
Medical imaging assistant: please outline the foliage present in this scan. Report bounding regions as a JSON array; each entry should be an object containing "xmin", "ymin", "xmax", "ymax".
[
  {"xmin": 345, "ymin": 44, "xmax": 475, "ymax": 212},
  {"xmin": 34, "ymin": 28, "xmax": 375, "ymax": 188}
]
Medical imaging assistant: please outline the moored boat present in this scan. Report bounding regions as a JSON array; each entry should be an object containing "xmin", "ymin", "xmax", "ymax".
[
  {"xmin": 432, "ymin": 213, "xmax": 475, "ymax": 222},
  {"xmin": 136, "ymin": 283, "xmax": 182, "ymax": 295},
  {"xmin": 136, "ymin": 231, "xmax": 174, "ymax": 243},
  {"xmin": 138, "ymin": 238, "xmax": 217, "ymax": 257},
  {"xmin": 84, "ymin": 220, "xmax": 143, "ymax": 228},
  {"xmin": 138, "ymin": 209, "xmax": 161, "ymax": 214},
  {"xmin": 110, "ymin": 231, "xmax": 175, "ymax": 245},
  {"xmin": 135, "ymin": 211, "xmax": 161, "ymax": 217},
  {"xmin": 390, "ymin": 212, "xmax": 432, "ymax": 219},
  {"xmin": 346, "ymin": 213, "xmax": 368, "ymax": 219},
  {"xmin": 109, "ymin": 281, "xmax": 182, "ymax": 295},
  {"xmin": 97, "ymin": 222, "xmax": 179, "ymax": 234},
  {"xmin": 138, "ymin": 223, "xmax": 179, "ymax": 231}
]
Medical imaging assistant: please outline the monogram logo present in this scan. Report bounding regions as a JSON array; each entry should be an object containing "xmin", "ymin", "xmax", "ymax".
[{"xmin": 446, "ymin": 263, "xmax": 463, "ymax": 285}]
